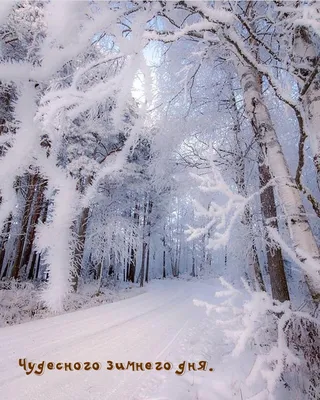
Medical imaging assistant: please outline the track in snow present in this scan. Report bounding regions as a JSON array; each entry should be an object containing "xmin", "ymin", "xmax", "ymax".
[{"xmin": 0, "ymin": 280, "xmax": 218, "ymax": 400}]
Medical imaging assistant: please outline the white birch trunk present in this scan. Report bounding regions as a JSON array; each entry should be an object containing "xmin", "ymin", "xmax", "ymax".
[
  {"xmin": 238, "ymin": 63, "xmax": 320, "ymax": 301},
  {"xmin": 293, "ymin": 26, "xmax": 320, "ymax": 181}
]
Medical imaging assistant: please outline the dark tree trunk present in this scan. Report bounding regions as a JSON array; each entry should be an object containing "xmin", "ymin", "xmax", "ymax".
[
  {"xmin": 21, "ymin": 177, "xmax": 47, "ymax": 278},
  {"xmin": 109, "ymin": 247, "xmax": 115, "ymax": 277},
  {"xmin": 126, "ymin": 242, "xmax": 131, "ymax": 282},
  {"xmin": 11, "ymin": 173, "xmax": 38, "ymax": 279},
  {"xmin": 162, "ymin": 236, "xmax": 166, "ymax": 279},
  {"xmin": 28, "ymin": 199, "xmax": 49, "ymax": 280},
  {"xmin": 145, "ymin": 246, "xmax": 150, "ymax": 283},
  {"xmin": 192, "ymin": 254, "xmax": 196, "ymax": 277},
  {"xmin": 258, "ymin": 157, "xmax": 290, "ymax": 302},
  {"xmin": 0, "ymin": 213, "xmax": 12, "ymax": 278},
  {"xmin": 139, "ymin": 200, "xmax": 149, "ymax": 287},
  {"xmin": 139, "ymin": 242, "xmax": 147, "ymax": 287},
  {"xmin": 35, "ymin": 253, "xmax": 42, "ymax": 280},
  {"xmin": 128, "ymin": 203, "xmax": 139, "ymax": 283},
  {"xmin": 71, "ymin": 206, "xmax": 90, "ymax": 292},
  {"xmin": 28, "ymin": 252, "xmax": 37, "ymax": 280},
  {"xmin": 128, "ymin": 246, "xmax": 136, "ymax": 283}
]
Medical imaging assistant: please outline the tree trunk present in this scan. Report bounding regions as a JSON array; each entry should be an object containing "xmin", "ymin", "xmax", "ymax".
[
  {"xmin": 145, "ymin": 200, "xmax": 152, "ymax": 283},
  {"xmin": 126, "ymin": 241, "xmax": 131, "ymax": 282},
  {"xmin": 238, "ymin": 0, "xmax": 287, "ymax": 299},
  {"xmin": 139, "ymin": 242, "xmax": 147, "ymax": 287},
  {"xmin": 11, "ymin": 173, "xmax": 38, "ymax": 279},
  {"xmin": 97, "ymin": 260, "xmax": 103, "ymax": 293},
  {"xmin": 162, "ymin": 236, "xmax": 166, "ymax": 279},
  {"xmin": 0, "ymin": 213, "xmax": 12, "ymax": 278},
  {"xmin": 224, "ymin": 245, "xmax": 227, "ymax": 270},
  {"xmin": 235, "ymin": 154, "xmax": 265, "ymax": 292},
  {"xmin": 139, "ymin": 200, "xmax": 149, "ymax": 287},
  {"xmin": 28, "ymin": 198, "xmax": 49, "ymax": 280},
  {"xmin": 250, "ymin": 241, "xmax": 266, "ymax": 293},
  {"xmin": 128, "ymin": 245, "xmax": 136, "ymax": 283},
  {"xmin": 239, "ymin": 62, "xmax": 320, "ymax": 301},
  {"xmin": 128, "ymin": 203, "xmax": 139, "ymax": 283},
  {"xmin": 293, "ymin": 25, "xmax": 320, "ymax": 183},
  {"xmin": 71, "ymin": 176, "xmax": 93, "ymax": 292},
  {"xmin": 258, "ymin": 153, "xmax": 290, "ymax": 302},
  {"xmin": 108, "ymin": 248, "xmax": 115, "ymax": 277},
  {"xmin": 243, "ymin": 203, "xmax": 265, "ymax": 292},
  {"xmin": 192, "ymin": 242, "xmax": 196, "ymax": 278},
  {"xmin": 71, "ymin": 206, "xmax": 90, "ymax": 292},
  {"xmin": 21, "ymin": 177, "xmax": 46, "ymax": 278},
  {"xmin": 145, "ymin": 246, "xmax": 150, "ymax": 283}
]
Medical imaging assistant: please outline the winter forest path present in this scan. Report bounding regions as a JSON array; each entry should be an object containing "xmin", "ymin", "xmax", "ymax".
[{"xmin": 0, "ymin": 280, "xmax": 227, "ymax": 400}]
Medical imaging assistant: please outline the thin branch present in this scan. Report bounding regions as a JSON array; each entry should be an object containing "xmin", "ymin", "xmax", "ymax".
[{"xmin": 300, "ymin": 57, "xmax": 320, "ymax": 96}]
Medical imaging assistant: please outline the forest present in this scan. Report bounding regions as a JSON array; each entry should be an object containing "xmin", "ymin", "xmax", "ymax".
[{"xmin": 0, "ymin": 1, "xmax": 319, "ymax": 400}]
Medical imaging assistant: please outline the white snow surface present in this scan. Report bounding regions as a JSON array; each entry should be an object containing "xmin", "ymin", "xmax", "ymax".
[{"xmin": 0, "ymin": 280, "xmax": 235, "ymax": 400}]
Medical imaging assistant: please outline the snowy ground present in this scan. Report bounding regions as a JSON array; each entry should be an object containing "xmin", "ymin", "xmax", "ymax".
[
  {"xmin": 0, "ymin": 279, "xmax": 305, "ymax": 400},
  {"xmin": 0, "ymin": 280, "xmax": 226, "ymax": 400}
]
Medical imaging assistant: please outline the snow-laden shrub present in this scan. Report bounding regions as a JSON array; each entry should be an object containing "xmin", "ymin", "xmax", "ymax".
[
  {"xmin": 194, "ymin": 278, "xmax": 320, "ymax": 400},
  {"xmin": 0, "ymin": 279, "xmax": 47, "ymax": 326},
  {"xmin": 62, "ymin": 281, "xmax": 144, "ymax": 312},
  {"xmin": 0, "ymin": 279, "xmax": 145, "ymax": 327}
]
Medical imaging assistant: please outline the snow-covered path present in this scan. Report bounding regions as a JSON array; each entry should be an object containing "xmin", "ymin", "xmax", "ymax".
[{"xmin": 0, "ymin": 280, "xmax": 224, "ymax": 400}]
